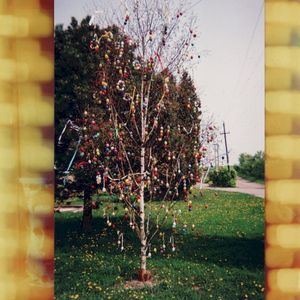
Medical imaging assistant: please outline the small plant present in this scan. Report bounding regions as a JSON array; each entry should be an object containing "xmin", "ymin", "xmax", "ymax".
[{"xmin": 208, "ymin": 167, "xmax": 236, "ymax": 187}]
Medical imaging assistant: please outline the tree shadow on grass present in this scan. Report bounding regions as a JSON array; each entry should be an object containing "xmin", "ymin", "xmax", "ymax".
[
  {"xmin": 55, "ymin": 213, "xmax": 263, "ymax": 272},
  {"xmin": 176, "ymin": 234, "xmax": 263, "ymax": 271}
]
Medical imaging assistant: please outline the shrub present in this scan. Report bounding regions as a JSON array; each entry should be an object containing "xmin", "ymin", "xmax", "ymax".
[
  {"xmin": 208, "ymin": 167, "xmax": 237, "ymax": 187},
  {"xmin": 237, "ymin": 151, "xmax": 264, "ymax": 181}
]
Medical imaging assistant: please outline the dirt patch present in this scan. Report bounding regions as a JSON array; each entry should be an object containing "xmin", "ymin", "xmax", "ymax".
[
  {"xmin": 54, "ymin": 206, "xmax": 83, "ymax": 213},
  {"xmin": 124, "ymin": 280, "xmax": 157, "ymax": 289}
]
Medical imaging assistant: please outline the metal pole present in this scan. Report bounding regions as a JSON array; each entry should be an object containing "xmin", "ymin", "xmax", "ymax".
[{"xmin": 222, "ymin": 122, "xmax": 230, "ymax": 171}]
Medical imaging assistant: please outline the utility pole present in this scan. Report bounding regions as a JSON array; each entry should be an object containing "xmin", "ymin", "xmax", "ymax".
[
  {"xmin": 213, "ymin": 143, "xmax": 219, "ymax": 170},
  {"xmin": 213, "ymin": 144, "xmax": 217, "ymax": 169},
  {"xmin": 216, "ymin": 143, "xmax": 220, "ymax": 169},
  {"xmin": 221, "ymin": 122, "xmax": 230, "ymax": 171}
]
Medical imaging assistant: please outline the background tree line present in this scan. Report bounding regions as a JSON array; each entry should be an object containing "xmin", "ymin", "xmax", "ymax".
[{"xmin": 234, "ymin": 151, "xmax": 264, "ymax": 182}]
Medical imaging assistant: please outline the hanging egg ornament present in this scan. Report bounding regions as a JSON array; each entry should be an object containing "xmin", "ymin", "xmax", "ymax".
[
  {"xmin": 183, "ymin": 180, "xmax": 187, "ymax": 191},
  {"xmin": 116, "ymin": 80, "xmax": 125, "ymax": 92},
  {"xmin": 96, "ymin": 174, "xmax": 101, "ymax": 185},
  {"xmin": 133, "ymin": 60, "xmax": 142, "ymax": 70},
  {"xmin": 123, "ymin": 93, "xmax": 131, "ymax": 102},
  {"xmin": 160, "ymin": 127, "xmax": 164, "ymax": 138},
  {"xmin": 149, "ymin": 30, "xmax": 153, "ymax": 42},
  {"xmin": 124, "ymin": 15, "xmax": 129, "ymax": 25},
  {"xmin": 188, "ymin": 200, "xmax": 192, "ymax": 211},
  {"xmin": 101, "ymin": 81, "xmax": 108, "ymax": 90},
  {"xmin": 130, "ymin": 103, "xmax": 136, "ymax": 113}
]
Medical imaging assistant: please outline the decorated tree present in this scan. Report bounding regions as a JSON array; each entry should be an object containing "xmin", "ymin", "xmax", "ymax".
[
  {"xmin": 198, "ymin": 115, "xmax": 220, "ymax": 189},
  {"xmin": 55, "ymin": 18, "xmax": 135, "ymax": 221},
  {"xmin": 59, "ymin": 0, "xmax": 203, "ymax": 280}
]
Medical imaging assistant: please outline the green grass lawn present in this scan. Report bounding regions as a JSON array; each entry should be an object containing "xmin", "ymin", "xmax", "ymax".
[{"xmin": 55, "ymin": 189, "xmax": 264, "ymax": 300}]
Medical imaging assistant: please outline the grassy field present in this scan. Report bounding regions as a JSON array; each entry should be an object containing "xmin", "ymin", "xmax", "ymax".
[{"xmin": 55, "ymin": 189, "xmax": 264, "ymax": 300}]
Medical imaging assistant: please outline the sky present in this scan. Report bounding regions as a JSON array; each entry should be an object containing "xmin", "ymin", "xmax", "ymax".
[{"xmin": 55, "ymin": 0, "xmax": 264, "ymax": 165}]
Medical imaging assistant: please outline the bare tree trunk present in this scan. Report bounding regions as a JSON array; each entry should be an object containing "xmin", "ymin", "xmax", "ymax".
[
  {"xmin": 138, "ymin": 76, "xmax": 150, "ymax": 281},
  {"xmin": 81, "ymin": 188, "xmax": 92, "ymax": 232},
  {"xmin": 139, "ymin": 146, "xmax": 147, "ymax": 271},
  {"xmin": 138, "ymin": 145, "xmax": 152, "ymax": 282}
]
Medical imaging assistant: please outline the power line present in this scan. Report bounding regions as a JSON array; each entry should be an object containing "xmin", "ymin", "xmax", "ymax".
[
  {"xmin": 222, "ymin": 1, "xmax": 263, "ymax": 123},
  {"xmin": 183, "ymin": 0, "xmax": 204, "ymax": 14},
  {"xmin": 231, "ymin": 2, "xmax": 263, "ymax": 99}
]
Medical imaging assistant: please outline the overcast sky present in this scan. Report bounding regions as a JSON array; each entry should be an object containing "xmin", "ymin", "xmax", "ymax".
[{"xmin": 55, "ymin": 0, "xmax": 264, "ymax": 164}]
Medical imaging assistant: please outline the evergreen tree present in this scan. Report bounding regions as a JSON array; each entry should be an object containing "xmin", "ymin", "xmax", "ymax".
[{"xmin": 55, "ymin": 16, "xmax": 102, "ymax": 196}]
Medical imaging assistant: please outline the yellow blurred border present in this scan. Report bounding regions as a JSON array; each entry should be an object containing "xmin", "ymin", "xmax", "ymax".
[
  {"xmin": 266, "ymin": 0, "xmax": 300, "ymax": 299},
  {"xmin": 0, "ymin": 0, "xmax": 54, "ymax": 299},
  {"xmin": 1, "ymin": 0, "xmax": 300, "ymax": 299}
]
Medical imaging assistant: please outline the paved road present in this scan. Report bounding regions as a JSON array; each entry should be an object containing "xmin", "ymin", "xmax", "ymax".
[{"xmin": 202, "ymin": 177, "xmax": 265, "ymax": 198}]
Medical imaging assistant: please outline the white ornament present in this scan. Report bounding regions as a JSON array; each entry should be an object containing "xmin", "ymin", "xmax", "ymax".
[{"xmin": 96, "ymin": 175, "xmax": 102, "ymax": 185}]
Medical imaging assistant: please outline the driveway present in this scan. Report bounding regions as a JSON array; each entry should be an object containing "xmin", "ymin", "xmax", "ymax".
[{"xmin": 202, "ymin": 177, "xmax": 265, "ymax": 198}]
